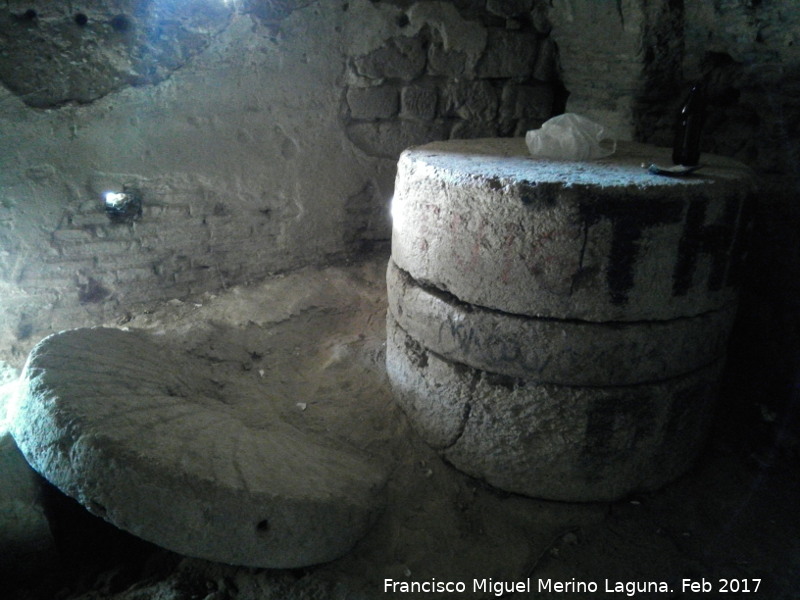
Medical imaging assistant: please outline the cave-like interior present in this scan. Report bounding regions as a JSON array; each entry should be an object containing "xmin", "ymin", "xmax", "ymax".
[{"xmin": 1, "ymin": 1, "xmax": 798, "ymax": 599}]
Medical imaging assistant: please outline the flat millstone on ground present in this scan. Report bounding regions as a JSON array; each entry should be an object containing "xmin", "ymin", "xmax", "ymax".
[{"xmin": 12, "ymin": 326, "xmax": 389, "ymax": 569}]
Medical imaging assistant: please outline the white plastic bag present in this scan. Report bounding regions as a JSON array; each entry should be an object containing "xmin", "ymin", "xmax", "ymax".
[{"xmin": 525, "ymin": 113, "xmax": 616, "ymax": 160}]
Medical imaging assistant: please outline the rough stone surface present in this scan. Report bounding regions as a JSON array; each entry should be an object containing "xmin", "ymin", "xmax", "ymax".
[
  {"xmin": 440, "ymin": 80, "xmax": 499, "ymax": 122},
  {"xmin": 386, "ymin": 316, "xmax": 723, "ymax": 502},
  {"xmin": 547, "ymin": 0, "xmax": 661, "ymax": 140},
  {"xmin": 486, "ymin": 0, "xmax": 535, "ymax": 19},
  {"xmin": 10, "ymin": 327, "xmax": 387, "ymax": 569},
  {"xmin": 352, "ymin": 36, "xmax": 426, "ymax": 81},
  {"xmin": 346, "ymin": 85, "xmax": 400, "ymax": 120},
  {"xmin": 531, "ymin": 37, "xmax": 558, "ymax": 82},
  {"xmin": 545, "ymin": 0, "xmax": 800, "ymax": 448},
  {"xmin": 426, "ymin": 42, "xmax": 467, "ymax": 78},
  {"xmin": 391, "ymin": 138, "xmax": 756, "ymax": 322},
  {"xmin": 499, "ymin": 83, "xmax": 554, "ymax": 135},
  {"xmin": 476, "ymin": 29, "xmax": 539, "ymax": 79},
  {"xmin": 387, "ymin": 260, "xmax": 735, "ymax": 386},
  {"xmin": 400, "ymin": 83, "xmax": 438, "ymax": 122},
  {"xmin": 346, "ymin": 120, "xmax": 449, "ymax": 160}
]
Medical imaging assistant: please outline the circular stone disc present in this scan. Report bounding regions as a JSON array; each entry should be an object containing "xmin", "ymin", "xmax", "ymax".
[
  {"xmin": 10, "ymin": 327, "xmax": 387, "ymax": 568},
  {"xmin": 391, "ymin": 138, "xmax": 755, "ymax": 321},
  {"xmin": 386, "ymin": 316, "xmax": 721, "ymax": 502},
  {"xmin": 387, "ymin": 260, "xmax": 735, "ymax": 386}
]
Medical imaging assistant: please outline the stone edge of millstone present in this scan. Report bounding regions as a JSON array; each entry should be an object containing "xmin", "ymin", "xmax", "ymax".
[
  {"xmin": 10, "ymin": 327, "xmax": 387, "ymax": 569},
  {"xmin": 399, "ymin": 138, "xmax": 758, "ymax": 190},
  {"xmin": 386, "ymin": 259, "xmax": 736, "ymax": 386},
  {"xmin": 385, "ymin": 315, "xmax": 722, "ymax": 502},
  {"xmin": 391, "ymin": 140, "xmax": 755, "ymax": 322}
]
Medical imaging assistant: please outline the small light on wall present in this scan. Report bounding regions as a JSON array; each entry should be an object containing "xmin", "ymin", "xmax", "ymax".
[{"xmin": 104, "ymin": 187, "xmax": 142, "ymax": 224}]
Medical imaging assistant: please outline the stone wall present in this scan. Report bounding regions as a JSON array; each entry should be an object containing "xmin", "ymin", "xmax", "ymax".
[{"xmin": 0, "ymin": 0, "xmax": 561, "ymax": 363}]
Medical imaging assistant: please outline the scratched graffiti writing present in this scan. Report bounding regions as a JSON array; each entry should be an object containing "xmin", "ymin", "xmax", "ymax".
[{"xmin": 437, "ymin": 318, "xmax": 554, "ymax": 375}]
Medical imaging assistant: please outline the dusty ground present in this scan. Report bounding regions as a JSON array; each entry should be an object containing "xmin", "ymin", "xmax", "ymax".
[{"xmin": 4, "ymin": 250, "xmax": 800, "ymax": 600}]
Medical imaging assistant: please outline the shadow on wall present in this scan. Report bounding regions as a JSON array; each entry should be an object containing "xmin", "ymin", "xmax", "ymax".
[{"xmin": 631, "ymin": 1, "xmax": 800, "ymax": 424}]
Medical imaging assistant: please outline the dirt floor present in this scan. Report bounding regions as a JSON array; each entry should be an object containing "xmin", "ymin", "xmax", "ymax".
[{"xmin": 4, "ymin": 250, "xmax": 800, "ymax": 600}]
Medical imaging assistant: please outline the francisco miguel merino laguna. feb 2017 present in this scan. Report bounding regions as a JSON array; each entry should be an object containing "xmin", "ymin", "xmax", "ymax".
[{"xmin": 384, "ymin": 577, "xmax": 698, "ymax": 596}]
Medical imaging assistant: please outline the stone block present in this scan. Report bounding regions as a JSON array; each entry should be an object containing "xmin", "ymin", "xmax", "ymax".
[
  {"xmin": 449, "ymin": 120, "xmax": 498, "ymax": 140},
  {"xmin": 401, "ymin": 84, "xmax": 438, "ymax": 121},
  {"xmin": 352, "ymin": 36, "xmax": 426, "ymax": 81},
  {"xmin": 532, "ymin": 37, "xmax": 558, "ymax": 82},
  {"xmin": 499, "ymin": 83, "xmax": 555, "ymax": 132},
  {"xmin": 52, "ymin": 229, "xmax": 94, "ymax": 243},
  {"xmin": 114, "ymin": 268, "xmax": 157, "ymax": 284},
  {"xmin": 70, "ymin": 212, "xmax": 110, "ymax": 228},
  {"xmin": 58, "ymin": 240, "xmax": 136, "ymax": 260},
  {"xmin": 440, "ymin": 80, "xmax": 499, "ymax": 122},
  {"xmin": 486, "ymin": 0, "xmax": 534, "ymax": 18},
  {"xmin": 346, "ymin": 120, "xmax": 448, "ymax": 160},
  {"xmin": 530, "ymin": 1, "xmax": 552, "ymax": 35},
  {"xmin": 427, "ymin": 44, "xmax": 467, "ymax": 77},
  {"xmin": 346, "ymin": 86, "xmax": 399, "ymax": 120},
  {"xmin": 476, "ymin": 29, "xmax": 538, "ymax": 78}
]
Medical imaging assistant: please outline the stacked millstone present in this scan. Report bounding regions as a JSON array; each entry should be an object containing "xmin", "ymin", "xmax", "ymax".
[{"xmin": 386, "ymin": 138, "xmax": 756, "ymax": 502}]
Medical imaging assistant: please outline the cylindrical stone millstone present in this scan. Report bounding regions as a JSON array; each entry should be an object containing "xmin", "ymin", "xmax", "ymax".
[
  {"xmin": 387, "ymin": 259, "xmax": 736, "ymax": 386},
  {"xmin": 386, "ymin": 316, "xmax": 722, "ymax": 502},
  {"xmin": 391, "ymin": 138, "xmax": 755, "ymax": 321},
  {"xmin": 10, "ymin": 327, "xmax": 387, "ymax": 569}
]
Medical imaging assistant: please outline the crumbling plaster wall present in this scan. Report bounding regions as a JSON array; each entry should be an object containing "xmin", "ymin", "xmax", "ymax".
[{"xmin": 0, "ymin": 0, "xmax": 560, "ymax": 363}]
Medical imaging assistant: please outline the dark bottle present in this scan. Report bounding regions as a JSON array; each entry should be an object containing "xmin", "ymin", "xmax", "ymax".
[{"xmin": 672, "ymin": 81, "xmax": 707, "ymax": 166}]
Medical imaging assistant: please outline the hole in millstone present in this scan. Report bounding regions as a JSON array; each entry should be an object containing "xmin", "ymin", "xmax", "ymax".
[
  {"xmin": 75, "ymin": 13, "xmax": 88, "ymax": 26},
  {"xmin": 256, "ymin": 519, "xmax": 270, "ymax": 535},
  {"xmin": 396, "ymin": 14, "xmax": 409, "ymax": 27},
  {"xmin": 89, "ymin": 500, "xmax": 107, "ymax": 517},
  {"xmin": 23, "ymin": 9, "xmax": 38, "ymax": 20}
]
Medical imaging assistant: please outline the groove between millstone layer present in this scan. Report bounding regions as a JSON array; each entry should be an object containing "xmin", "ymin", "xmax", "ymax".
[
  {"xmin": 395, "ymin": 262, "xmax": 737, "ymax": 327},
  {"xmin": 390, "ymin": 317, "xmax": 726, "ymax": 391}
]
